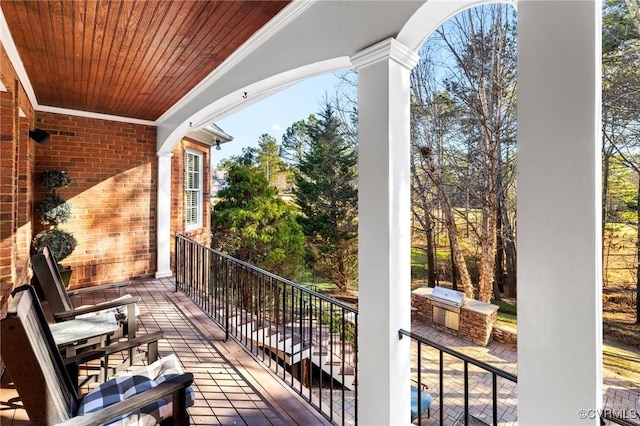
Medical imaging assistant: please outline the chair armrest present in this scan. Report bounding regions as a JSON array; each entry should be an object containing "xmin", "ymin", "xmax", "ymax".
[
  {"xmin": 63, "ymin": 331, "xmax": 165, "ymax": 392},
  {"xmin": 64, "ymin": 349, "xmax": 108, "ymax": 367},
  {"xmin": 63, "ymin": 331, "xmax": 165, "ymax": 367},
  {"xmin": 67, "ymin": 282, "xmax": 129, "ymax": 305},
  {"xmin": 100, "ymin": 331, "xmax": 164, "ymax": 356},
  {"xmin": 411, "ymin": 378, "xmax": 429, "ymax": 390},
  {"xmin": 53, "ymin": 296, "xmax": 140, "ymax": 321},
  {"xmin": 55, "ymin": 373, "xmax": 194, "ymax": 426}
]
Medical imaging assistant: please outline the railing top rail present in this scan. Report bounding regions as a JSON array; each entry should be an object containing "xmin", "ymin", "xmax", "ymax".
[
  {"xmin": 601, "ymin": 414, "xmax": 640, "ymax": 426},
  {"xmin": 175, "ymin": 232, "xmax": 358, "ymax": 314},
  {"xmin": 398, "ymin": 328, "xmax": 518, "ymax": 383}
]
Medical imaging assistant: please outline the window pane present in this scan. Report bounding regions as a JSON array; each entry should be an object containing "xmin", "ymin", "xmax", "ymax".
[{"xmin": 185, "ymin": 151, "xmax": 202, "ymax": 228}]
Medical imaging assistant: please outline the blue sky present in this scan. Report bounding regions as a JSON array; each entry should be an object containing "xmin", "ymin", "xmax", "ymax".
[{"xmin": 213, "ymin": 73, "xmax": 344, "ymax": 166}]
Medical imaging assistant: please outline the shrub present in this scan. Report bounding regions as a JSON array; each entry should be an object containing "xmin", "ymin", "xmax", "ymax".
[
  {"xmin": 41, "ymin": 170, "xmax": 71, "ymax": 189},
  {"xmin": 36, "ymin": 194, "xmax": 72, "ymax": 225},
  {"xmin": 321, "ymin": 310, "xmax": 356, "ymax": 345},
  {"xmin": 33, "ymin": 228, "xmax": 77, "ymax": 262},
  {"xmin": 33, "ymin": 170, "xmax": 76, "ymax": 268}
]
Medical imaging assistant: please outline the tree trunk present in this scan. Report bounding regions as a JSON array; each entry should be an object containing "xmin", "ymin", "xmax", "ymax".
[
  {"xmin": 426, "ymin": 221, "xmax": 437, "ymax": 288},
  {"xmin": 494, "ymin": 200, "xmax": 505, "ymax": 298},
  {"xmin": 602, "ymin": 152, "xmax": 611, "ymax": 241},
  {"xmin": 636, "ymin": 171, "xmax": 640, "ymax": 324},
  {"xmin": 449, "ymin": 237, "xmax": 458, "ymax": 291},
  {"xmin": 478, "ymin": 200, "xmax": 498, "ymax": 303},
  {"xmin": 337, "ymin": 255, "xmax": 348, "ymax": 293},
  {"xmin": 441, "ymin": 203, "xmax": 473, "ymax": 298},
  {"xmin": 502, "ymin": 206, "xmax": 517, "ymax": 298},
  {"xmin": 410, "ymin": 165, "xmax": 438, "ymax": 289}
]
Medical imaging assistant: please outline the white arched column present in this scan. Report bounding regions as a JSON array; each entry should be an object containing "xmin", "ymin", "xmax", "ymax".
[
  {"xmin": 156, "ymin": 152, "xmax": 173, "ymax": 278},
  {"xmin": 517, "ymin": 1, "xmax": 602, "ymax": 424},
  {"xmin": 352, "ymin": 38, "xmax": 419, "ymax": 426}
]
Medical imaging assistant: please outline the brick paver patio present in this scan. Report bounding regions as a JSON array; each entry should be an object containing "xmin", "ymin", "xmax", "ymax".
[{"xmin": 408, "ymin": 313, "xmax": 639, "ymax": 425}]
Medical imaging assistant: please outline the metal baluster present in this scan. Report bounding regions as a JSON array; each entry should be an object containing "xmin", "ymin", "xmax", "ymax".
[
  {"xmin": 440, "ymin": 350, "xmax": 444, "ymax": 426},
  {"xmin": 464, "ymin": 361, "xmax": 469, "ymax": 425},
  {"xmin": 493, "ymin": 372, "xmax": 498, "ymax": 425},
  {"xmin": 418, "ymin": 339, "xmax": 422, "ymax": 426}
]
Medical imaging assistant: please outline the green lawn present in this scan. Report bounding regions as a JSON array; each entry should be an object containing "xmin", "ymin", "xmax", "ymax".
[
  {"xmin": 298, "ymin": 280, "xmax": 338, "ymax": 292},
  {"xmin": 492, "ymin": 299, "xmax": 517, "ymax": 327}
]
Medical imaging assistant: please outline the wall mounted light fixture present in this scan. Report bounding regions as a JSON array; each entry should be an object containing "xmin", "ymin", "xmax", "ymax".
[
  {"xmin": 29, "ymin": 128, "xmax": 51, "ymax": 144},
  {"xmin": 215, "ymin": 139, "xmax": 222, "ymax": 151}
]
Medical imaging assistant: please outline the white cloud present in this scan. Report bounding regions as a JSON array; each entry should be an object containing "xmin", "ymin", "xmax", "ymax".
[{"xmin": 272, "ymin": 124, "xmax": 282, "ymax": 131}]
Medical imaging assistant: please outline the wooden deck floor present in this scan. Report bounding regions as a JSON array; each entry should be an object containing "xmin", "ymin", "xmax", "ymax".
[{"xmin": 0, "ymin": 277, "xmax": 331, "ymax": 425}]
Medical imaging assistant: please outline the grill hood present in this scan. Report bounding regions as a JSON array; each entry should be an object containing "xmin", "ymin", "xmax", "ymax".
[{"xmin": 431, "ymin": 286, "xmax": 466, "ymax": 307}]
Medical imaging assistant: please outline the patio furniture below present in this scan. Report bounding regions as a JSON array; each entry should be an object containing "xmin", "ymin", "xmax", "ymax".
[{"xmin": 410, "ymin": 384, "xmax": 432, "ymax": 420}]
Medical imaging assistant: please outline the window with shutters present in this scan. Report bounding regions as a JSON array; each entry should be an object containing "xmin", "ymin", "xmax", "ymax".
[{"xmin": 185, "ymin": 150, "xmax": 202, "ymax": 230}]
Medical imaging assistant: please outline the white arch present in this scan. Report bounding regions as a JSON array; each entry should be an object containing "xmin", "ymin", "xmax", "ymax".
[
  {"xmin": 157, "ymin": 0, "xmax": 509, "ymax": 156},
  {"xmin": 154, "ymin": 0, "xmax": 432, "ymax": 155},
  {"xmin": 398, "ymin": 0, "xmax": 517, "ymax": 51},
  {"xmin": 156, "ymin": 57, "xmax": 350, "ymax": 155}
]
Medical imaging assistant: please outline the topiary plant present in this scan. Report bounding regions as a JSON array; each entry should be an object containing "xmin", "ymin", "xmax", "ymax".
[
  {"xmin": 33, "ymin": 170, "xmax": 76, "ymax": 286},
  {"xmin": 41, "ymin": 170, "xmax": 72, "ymax": 190},
  {"xmin": 33, "ymin": 228, "xmax": 77, "ymax": 263},
  {"xmin": 36, "ymin": 194, "xmax": 72, "ymax": 225}
]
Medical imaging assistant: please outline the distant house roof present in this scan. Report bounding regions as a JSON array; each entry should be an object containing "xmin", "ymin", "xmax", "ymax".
[
  {"xmin": 212, "ymin": 169, "xmax": 228, "ymax": 196},
  {"xmin": 213, "ymin": 169, "xmax": 228, "ymax": 181}
]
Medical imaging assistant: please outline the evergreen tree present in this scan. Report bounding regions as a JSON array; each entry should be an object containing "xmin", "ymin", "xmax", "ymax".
[
  {"xmin": 255, "ymin": 133, "xmax": 285, "ymax": 188},
  {"xmin": 280, "ymin": 117, "xmax": 316, "ymax": 166},
  {"xmin": 294, "ymin": 103, "xmax": 358, "ymax": 292},
  {"xmin": 211, "ymin": 161, "xmax": 305, "ymax": 279}
]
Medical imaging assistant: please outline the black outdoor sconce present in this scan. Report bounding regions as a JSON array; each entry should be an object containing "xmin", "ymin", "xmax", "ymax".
[{"xmin": 29, "ymin": 128, "xmax": 51, "ymax": 144}]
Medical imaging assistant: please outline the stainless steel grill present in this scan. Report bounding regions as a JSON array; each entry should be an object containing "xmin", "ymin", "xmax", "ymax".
[{"xmin": 429, "ymin": 286, "xmax": 466, "ymax": 330}]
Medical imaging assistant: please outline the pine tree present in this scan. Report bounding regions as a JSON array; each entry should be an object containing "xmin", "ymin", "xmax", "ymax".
[
  {"xmin": 255, "ymin": 133, "xmax": 285, "ymax": 188},
  {"xmin": 294, "ymin": 103, "xmax": 358, "ymax": 292},
  {"xmin": 211, "ymin": 161, "xmax": 305, "ymax": 280}
]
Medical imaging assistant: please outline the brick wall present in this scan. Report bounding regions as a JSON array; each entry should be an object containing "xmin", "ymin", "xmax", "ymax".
[
  {"xmin": 1, "ymin": 43, "xmax": 35, "ymax": 316},
  {"xmin": 171, "ymin": 137, "xmax": 211, "ymax": 247},
  {"xmin": 459, "ymin": 305, "xmax": 498, "ymax": 346},
  {"xmin": 411, "ymin": 293, "xmax": 433, "ymax": 324},
  {"xmin": 0, "ymin": 86, "xmax": 17, "ymax": 314},
  {"xmin": 492, "ymin": 323, "xmax": 517, "ymax": 345},
  {"xmin": 34, "ymin": 112, "xmax": 157, "ymax": 288},
  {"xmin": 2, "ymin": 39, "xmax": 212, "ymax": 307}
]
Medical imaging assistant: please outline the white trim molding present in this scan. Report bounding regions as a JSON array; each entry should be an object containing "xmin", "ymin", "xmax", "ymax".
[
  {"xmin": 351, "ymin": 38, "xmax": 419, "ymax": 71},
  {"xmin": 36, "ymin": 105, "xmax": 156, "ymax": 126},
  {"xmin": 0, "ymin": 6, "xmax": 37, "ymax": 104},
  {"xmin": 156, "ymin": 151, "xmax": 174, "ymax": 279}
]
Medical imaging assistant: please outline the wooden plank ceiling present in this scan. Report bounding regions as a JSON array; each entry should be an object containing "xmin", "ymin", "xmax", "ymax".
[{"xmin": 1, "ymin": 0, "xmax": 290, "ymax": 121}]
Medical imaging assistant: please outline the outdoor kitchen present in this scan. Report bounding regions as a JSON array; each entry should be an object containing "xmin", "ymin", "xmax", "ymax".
[{"xmin": 412, "ymin": 286, "xmax": 499, "ymax": 346}]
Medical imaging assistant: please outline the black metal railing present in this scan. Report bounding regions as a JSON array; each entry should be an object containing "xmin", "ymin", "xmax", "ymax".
[
  {"xmin": 175, "ymin": 233, "xmax": 358, "ymax": 426},
  {"xmin": 399, "ymin": 328, "xmax": 518, "ymax": 425},
  {"xmin": 602, "ymin": 413, "xmax": 640, "ymax": 426}
]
